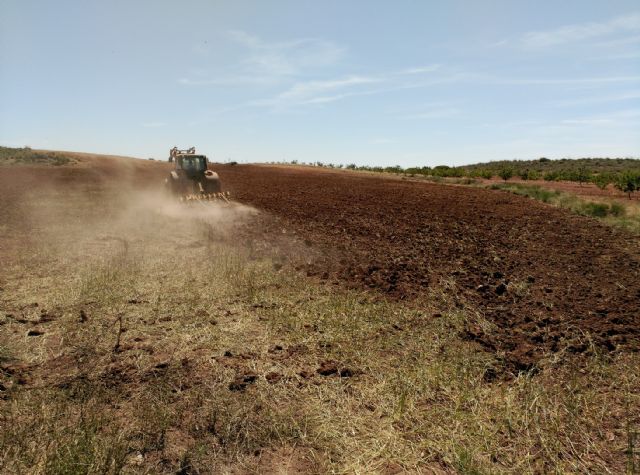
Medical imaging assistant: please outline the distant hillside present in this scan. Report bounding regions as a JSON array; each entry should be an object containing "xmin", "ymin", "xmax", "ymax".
[
  {"xmin": 461, "ymin": 157, "xmax": 640, "ymax": 174},
  {"xmin": 0, "ymin": 146, "xmax": 75, "ymax": 166}
]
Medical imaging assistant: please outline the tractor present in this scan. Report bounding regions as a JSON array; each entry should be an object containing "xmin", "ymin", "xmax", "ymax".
[{"xmin": 165, "ymin": 146, "xmax": 229, "ymax": 202}]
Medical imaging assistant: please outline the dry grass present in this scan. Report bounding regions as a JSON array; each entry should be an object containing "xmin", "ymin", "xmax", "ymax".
[
  {"xmin": 487, "ymin": 183, "xmax": 640, "ymax": 235},
  {"xmin": 1, "ymin": 183, "xmax": 639, "ymax": 474}
]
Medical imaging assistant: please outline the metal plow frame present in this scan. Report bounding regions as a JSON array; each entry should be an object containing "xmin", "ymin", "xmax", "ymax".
[{"xmin": 180, "ymin": 191, "xmax": 231, "ymax": 204}]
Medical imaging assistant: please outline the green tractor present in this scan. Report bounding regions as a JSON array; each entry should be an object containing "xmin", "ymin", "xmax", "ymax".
[{"xmin": 165, "ymin": 146, "xmax": 229, "ymax": 202}]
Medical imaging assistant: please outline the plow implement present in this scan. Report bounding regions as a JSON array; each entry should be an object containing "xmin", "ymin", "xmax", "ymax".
[{"xmin": 181, "ymin": 191, "xmax": 231, "ymax": 203}]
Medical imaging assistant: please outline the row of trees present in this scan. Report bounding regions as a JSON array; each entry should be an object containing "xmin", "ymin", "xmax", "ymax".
[
  {"xmin": 281, "ymin": 160, "xmax": 640, "ymax": 199},
  {"xmin": 494, "ymin": 168, "xmax": 640, "ymax": 198}
]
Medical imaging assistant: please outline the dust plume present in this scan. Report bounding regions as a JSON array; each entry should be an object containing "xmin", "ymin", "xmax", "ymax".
[{"xmin": 2, "ymin": 162, "xmax": 259, "ymax": 274}]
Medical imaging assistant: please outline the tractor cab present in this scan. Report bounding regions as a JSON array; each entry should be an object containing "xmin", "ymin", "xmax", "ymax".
[
  {"xmin": 169, "ymin": 147, "xmax": 209, "ymax": 178},
  {"xmin": 178, "ymin": 155, "xmax": 208, "ymax": 176}
]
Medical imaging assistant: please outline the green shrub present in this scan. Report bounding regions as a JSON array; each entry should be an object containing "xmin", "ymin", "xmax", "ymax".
[
  {"xmin": 580, "ymin": 202, "xmax": 609, "ymax": 218},
  {"xmin": 610, "ymin": 202, "xmax": 626, "ymax": 217},
  {"xmin": 0, "ymin": 146, "xmax": 73, "ymax": 166},
  {"xmin": 533, "ymin": 188, "xmax": 556, "ymax": 203},
  {"xmin": 384, "ymin": 165, "xmax": 402, "ymax": 174},
  {"xmin": 519, "ymin": 169, "xmax": 540, "ymax": 181},
  {"xmin": 479, "ymin": 169, "xmax": 494, "ymax": 179},
  {"xmin": 543, "ymin": 171, "xmax": 558, "ymax": 181}
]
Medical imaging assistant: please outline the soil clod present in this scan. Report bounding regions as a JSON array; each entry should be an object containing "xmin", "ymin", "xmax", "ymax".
[{"xmin": 229, "ymin": 373, "xmax": 258, "ymax": 391}]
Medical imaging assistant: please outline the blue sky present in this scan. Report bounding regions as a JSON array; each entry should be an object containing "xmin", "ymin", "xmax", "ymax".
[{"xmin": 1, "ymin": 0, "xmax": 639, "ymax": 166}]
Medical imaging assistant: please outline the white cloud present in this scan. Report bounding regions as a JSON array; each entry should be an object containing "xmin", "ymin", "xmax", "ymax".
[
  {"xmin": 250, "ymin": 67, "xmax": 465, "ymax": 110},
  {"xmin": 180, "ymin": 30, "xmax": 345, "ymax": 86},
  {"xmin": 522, "ymin": 12, "xmax": 640, "ymax": 48},
  {"xmin": 276, "ymin": 76, "xmax": 380, "ymax": 101},
  {"xmin": 254, "ymin": 75, "xmax": 383, "ymax": 109}
]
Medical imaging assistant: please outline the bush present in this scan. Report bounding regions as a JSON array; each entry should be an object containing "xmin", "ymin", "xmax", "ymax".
[
  {"xmin": 610, "ymin": 202, "xmax": 626, "ymax": 217},
  {"xmin": 519, "ymin": 170, "xmax": 529, "ymax": 180},
  {"xmin": 533, "ymin": 189, "xmax": 556, "ymax": 203},
  {"xmin": 580, "ymin": 202, "xmax": 609, "ymax": 218},
  {"xmin": 478, "ymin": 169, "xmax": 493, "ymax": 179},
  {"xmin": 544, "ymin": 171, "xmax": 559, "ymax": 181},
  {"xmin": 384, "ymin": 165, "xmax": 402, "ymax": 174}
]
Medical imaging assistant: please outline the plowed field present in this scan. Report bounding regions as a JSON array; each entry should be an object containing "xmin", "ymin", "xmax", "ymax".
[
  {"xmin": 2, "ymin": 156, "xmax": 640, "ymax": 472},
  {"xmin": 2, "ymin": 159, "xmax": 639, "ymax": 374},
  {"xmin": 217, "ymin": 164, "xmax": 640, "ymax": 372}
]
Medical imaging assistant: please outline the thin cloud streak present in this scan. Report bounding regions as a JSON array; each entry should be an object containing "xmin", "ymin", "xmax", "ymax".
[
  {"xmin": 395, "ymin": 65, "xmax": 441, "ymax": 75},
  {"xmin": 243, "ymin": 70, "xmax": 640, "ymax": 111},
  {"xmin": 521, "ymin": 12, "xmax": 640, "ymax": 48},
  {"xmin": 559, "ymin": 109, "xmax": 640, "ymax": 127},
  {"xmin": 249, "ymin": 66, "xmax": 447, "ymax": 110},
  {"xmin": 553, "ymin": 91, "xmax": 640, "ymax": 107},
  {"xmin": 399, "ymin": 107, "xmax": 460, "ymax": 120},
  {"xmin": 488, "ymin": 75, "xmax": 640, "ymax": 86}
]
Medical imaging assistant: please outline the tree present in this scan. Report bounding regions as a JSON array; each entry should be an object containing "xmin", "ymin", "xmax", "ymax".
[
  {"xmin": 479, "ymin": 169, "xmax": 494, "ymax": 179},
  {"xmin": 499, "ymin": 168, "xmax": 513, "ymax": 182},
  {"xmin": 614, "ymin": 171, "xmax": 639, "ymax": 199},
  {"xmin": 576, "ymin": 166, "xmax": 591, "ymax": 186},
  {"xmin": 592, "ymin": 174, "xmax": 610, "ymax": 191}
]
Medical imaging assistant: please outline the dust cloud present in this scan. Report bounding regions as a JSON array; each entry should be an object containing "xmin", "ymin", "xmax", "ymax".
[{"xmin": 1, "ymin": 164, "xmax": 259, "ymax": 273}]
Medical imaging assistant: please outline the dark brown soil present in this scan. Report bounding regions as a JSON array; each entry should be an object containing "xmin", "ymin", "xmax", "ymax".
[{"xmin": 215, "ymin": 164, "xmax": 640, "ymax": 372}]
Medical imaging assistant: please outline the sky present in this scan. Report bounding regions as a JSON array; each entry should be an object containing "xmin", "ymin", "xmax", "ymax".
[{"xmin": 1, "ymin": 0, "xmax": 639, "ymax": 167}]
